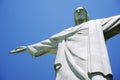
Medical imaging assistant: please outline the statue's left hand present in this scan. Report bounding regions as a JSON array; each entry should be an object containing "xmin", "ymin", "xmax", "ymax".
[{"xmin": 10, "ymin": 46, "xmax": 27, "ymax": 54}]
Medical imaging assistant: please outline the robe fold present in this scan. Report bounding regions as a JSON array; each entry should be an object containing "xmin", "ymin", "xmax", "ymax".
[{"xmin": 27, "ymin": 15, "xmax": 120, "ymax": 80}]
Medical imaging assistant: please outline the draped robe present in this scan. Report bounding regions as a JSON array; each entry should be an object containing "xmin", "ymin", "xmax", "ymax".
[{"xmin": 27, "ymin": 15, "xmax": 120, "ymax": 80}]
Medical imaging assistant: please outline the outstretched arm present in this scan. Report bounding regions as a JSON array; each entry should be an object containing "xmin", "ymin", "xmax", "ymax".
[
  {"xmin": 10, "ymin": 38, "xmax": 58, "ymax": 57},
  {"xmin": 100, "ymin": 15, "xmax": 120, "ymax": 40},
  {"xmin": 10, "ymin": 26, "xmax": 79, "ymax": 57}
]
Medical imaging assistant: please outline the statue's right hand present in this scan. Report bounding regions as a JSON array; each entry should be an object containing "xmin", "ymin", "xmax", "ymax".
[{"xmin": 10, "ymin": 46, "xmax": 27, "ymax": 54}]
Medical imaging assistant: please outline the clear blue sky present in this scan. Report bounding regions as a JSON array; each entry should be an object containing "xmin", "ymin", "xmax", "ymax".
[{"xmin": 0, "ymin": 0, "xmax": 120, "ymax": 80}]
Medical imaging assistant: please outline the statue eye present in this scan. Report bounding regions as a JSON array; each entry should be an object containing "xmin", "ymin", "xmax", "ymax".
[
  {"xmin": 79, "ymin": 9, "xmax": 84, "ymax": 12},
  {"xmin": 75, "ymin": 10, "xmax": 78, "ymax": 13}
]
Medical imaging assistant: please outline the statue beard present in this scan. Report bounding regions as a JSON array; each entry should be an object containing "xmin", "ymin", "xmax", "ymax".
[
  {"xmin": 76, "ymin": 17, "xmax": 87, "ymax": 25},
  {"xmin": 75, "ymin": 13, "xmax": 88, "ymax": 25}
]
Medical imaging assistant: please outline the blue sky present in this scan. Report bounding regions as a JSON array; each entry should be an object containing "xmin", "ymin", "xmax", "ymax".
[{"xmin": 0, "ymin": 0, "xmax": 120, "ymax": 80}]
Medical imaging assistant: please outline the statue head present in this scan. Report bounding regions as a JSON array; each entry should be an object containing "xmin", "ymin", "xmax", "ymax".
[{"xmin": 74, "ymin": 7, "xmax": 89, "ymax": 26}]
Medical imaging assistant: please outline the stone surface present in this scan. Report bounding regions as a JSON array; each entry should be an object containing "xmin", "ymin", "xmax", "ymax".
[{"xmin": 10, "ymin": 7, "xmax": 120, "ymax": 80}]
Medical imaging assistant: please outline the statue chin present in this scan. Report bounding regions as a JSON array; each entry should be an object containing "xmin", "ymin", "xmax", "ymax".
[{"xmin": 76, "ymin": 19, "xmax": 86, "ymax": 25}]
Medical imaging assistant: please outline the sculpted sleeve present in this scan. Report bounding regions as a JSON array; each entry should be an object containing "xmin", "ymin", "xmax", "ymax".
[
  {"xmin": 27, "ymin": 26, "xmax": 79, "ymax": 57},
  {"xmin": 27, "ymin": 39, "xmax": 58, "ymax": 57},
  {"xmin": 100, "ymin": 15, "xmax": 120, "ymax": 40}
]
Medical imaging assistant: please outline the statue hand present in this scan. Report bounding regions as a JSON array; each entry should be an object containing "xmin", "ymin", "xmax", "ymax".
[{"xmin": 10, "ymin": 46, "xmax": 27, "ymax": 54}]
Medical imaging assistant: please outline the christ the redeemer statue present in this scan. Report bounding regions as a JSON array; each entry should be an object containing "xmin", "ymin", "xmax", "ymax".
[{"xmin": 10, "ymin": 7, "xmax": 120, "ymax": 80}]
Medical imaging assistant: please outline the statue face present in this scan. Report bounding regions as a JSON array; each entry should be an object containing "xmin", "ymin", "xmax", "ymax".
[{"xmin": 74, "ymin": 7, "xmax": 88, "ymax": 26}]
